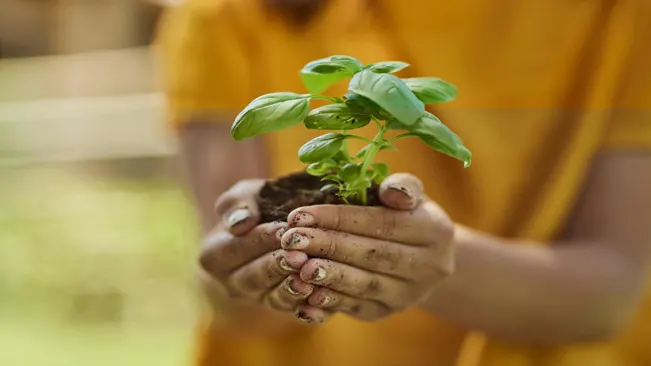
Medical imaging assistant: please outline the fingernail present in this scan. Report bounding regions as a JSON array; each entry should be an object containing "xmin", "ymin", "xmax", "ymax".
[
  {"xmin": 285, "ymin": 277, "xmax": 301, "ymax": 296},
  {"xmin": 227, "ymin": 208, "xmax": 251, "ymax": 228},
  {"xmin": 319, "ymin": 293, "xmax": 332, "ymax": 306},
  {"xmin": 279, "ymin": 257, "xmax": 296, "ymax": 272},
  {"xmin": 387, "ymin": 184, "xmax": 413, "ymax": 199},
  {"xmin": 291, "ymin": 211, "xmax": 315, "ymax": 227},
  {"xmin": 294, "ymin": 308, "xmax": 314, "ymax": 324},
  {"xmin": 283, "ymin": 232, "xmax": 309, "ymax": 249},
  {"xmin": 311, "ymin": 266, "xmax": 326, "ymax": 282}
]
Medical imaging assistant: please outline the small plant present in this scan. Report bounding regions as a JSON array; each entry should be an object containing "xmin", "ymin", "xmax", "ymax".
[{"xmin": 231, "ymin": 55, "xmax": 471, "ymax": 206}]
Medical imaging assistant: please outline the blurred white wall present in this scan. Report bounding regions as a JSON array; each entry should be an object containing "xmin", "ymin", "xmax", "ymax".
[{"xmin": 0, "ymin": 47, "xmax": 176, "ymax": 166}]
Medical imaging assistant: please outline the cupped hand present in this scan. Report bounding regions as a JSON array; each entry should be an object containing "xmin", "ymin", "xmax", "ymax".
[
  {"xmin": 281, "ymin": 173, "xmax": 456, "ymax": 324},
  {"xmin": 199, "ymin": 180, "xmax": 314, "ymax": 313}
]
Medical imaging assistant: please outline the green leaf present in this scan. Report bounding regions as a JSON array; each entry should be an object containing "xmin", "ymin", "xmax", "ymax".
[
  {"xmin": 386, "ymin": 118, "xmax": 405, "ymax": 130},
  {"xmin": 353, "ymin": 141, "xmax": 396, "ymax": 159},
  {"xmin": 304, "ymin": 103, "xmax": 371, "ymax": 130},
  {"xmin": 409, "ymin": 112, "xmax": 472, "ymax": 167},
  {"xmin": 321, "ymin": 174, "xmax": 342, "ymax": 183},
  {"xmin": 320, "ymin": 184, "xmax": 339, "ymax": 192},
  {"xmin": 344, "ymin": 92, "xmax": 390, "ymax": 120},
  {"xmin": 340, "ymin": 163, "xmax": 362, "ymax": 181},
  {"xmin": 330, "ymin": 56, "xmax": 364, "ymax": 72},
  {"xmin": 231, "ymin": 93, "xmax": 310, "ymax": 140},
  {"xmin": 365, "ymin": 61, "xmax": 410, "ymax": 74},
  {"xmin": 403, "ymin": 77, "xmax": 458, "ymax": 104},
  {"xmin": 306, "ymin": 159, "xmax": 337, "ymax": 176},
  {"xmin": 298, "ymin": 133, "xmax": 349, "ymax": 163},
  {"xmin": 369, "ymin": 163, "xmax": 389, "ymax": 184},
  {"xmin": 332, "ymin": 150, "xmax": 352, "ymax": 163},
  {"xmin": 349, "ymin": 70, "xmax": 425, "ymax": 126},
  {"xmin": 371, "ymin": 163, "xmax": 389, "ymax": 178},
  {"xmin": 300, "ymin": 55, "xmax": 363, "ymax": 93}
]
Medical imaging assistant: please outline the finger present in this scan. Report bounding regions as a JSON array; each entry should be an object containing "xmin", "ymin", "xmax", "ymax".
[
  {"xmin": 264, "ymin": 274, "xmax": 314, "ymax": 311},
  {"xmin": 281, "ymin": 227, "xmax": 423, "ymax": 280},
  {"xmin": 294, "ymin": 303, "xmax": 331, "ymax": 325},
  {"xmin": 228, "ymin": 250, "xmax": 309, "ymax": 296},
  {"xmin": 215, "ymin": 180, "xmax": 265, "ymax": 236},
  {"xmin": 307, "ymin": 287, "xmax": 391, "ymax": 322},
  {"xmin": 288, "ymin": 201, "xmax": 454, "ymax": 246},
  {"xmin": 379, "ymin": 173, "xmax": 424, "ymax": 210},
  {"xmin": 299, "ymin": 258, "xmax": 409, "ymax": 309},
  {"xmin": 200, "ymin": 222, "xmax": 287, "ymax": 277}
]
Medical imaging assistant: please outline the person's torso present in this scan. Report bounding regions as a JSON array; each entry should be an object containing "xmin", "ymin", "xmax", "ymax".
[{"xmin": 181, "ymin": 0, "xmax": 651, "ymax": 365}]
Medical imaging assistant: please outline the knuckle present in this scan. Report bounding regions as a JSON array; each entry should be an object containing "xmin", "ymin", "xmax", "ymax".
[
  {"xmin": 422, "ymin": 253, "xmax": 454, "ymax": 281},
  {"xmin": 213, "ymin": 195, "xmax": 231, "ymax": 215},
  {"xmin": 267, "ymin": 250, "xmax": 290, "ymax": 277},
  {"xmin": 199, "ymin": 232, "xmax": 228, "ymax": 277},
  {"xmin": 324, "ymin": 230, "xmax": 340, "ymax": 258},
  {"xmin": 438, "ymin": 217, "xmax": 455, "ymax": 244},
  {"xmin": 331, "ymin": 206, "xmax": 345, "ymax": 232},
  {"xmin": 359, "ymin": 274, "xmax": 383, "ymax": 299},
  {"xmin": 435, "ymin": 259, "xmax": 455, "ymax": 278},
  {"xmin": 378, "ymin": 211, "xmax": 398, "ymax": 239},
  {"xmin": 363, "ymin": 241, "xmax": 401, "ymax": 272},
  {"xmin": 424, "ymin": 202, "xmax": 455, "ymax": 244},
  {"xmin": 214, "ymin": 179, "xmax": 262, "ymax": 214}
]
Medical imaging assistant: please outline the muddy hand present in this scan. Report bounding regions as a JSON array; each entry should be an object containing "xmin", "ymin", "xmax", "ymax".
[
  {"xmin": 281, "ymin": 173, "xmax": 455, "ymax": 324},
  {"xmin": 199, "ymin": 179, "xmax": 312, "ymax": 311}
]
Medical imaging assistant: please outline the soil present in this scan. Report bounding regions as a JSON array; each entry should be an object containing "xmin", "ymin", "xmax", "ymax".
[{"xmin": 256, "ymin": 171, "xmax": 381, "ymax": 223}]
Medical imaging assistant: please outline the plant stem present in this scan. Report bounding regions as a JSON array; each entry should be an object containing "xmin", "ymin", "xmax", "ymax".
[
  {"xmin": 387, "ymin": 133, "xmax": 416, "ymax": 142},
  {"xmin": 340, "ymin": 130, "xmax": 352, "ymax": 161},
  {"xmin": 346, "ymin": 135, "xmax": 374, "ymax": 144},
  {"xmin": 357, "ymin": 124, "xmax": 388, "ymax": 205},
  {"xmin": 371, "ymin": 116, "xmax": 382, "ymax": 129}
]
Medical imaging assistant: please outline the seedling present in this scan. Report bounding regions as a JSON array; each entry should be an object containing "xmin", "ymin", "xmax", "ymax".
[{"xmin": 231, "ymin": 55, "xmax": 471, "ymax": 205}]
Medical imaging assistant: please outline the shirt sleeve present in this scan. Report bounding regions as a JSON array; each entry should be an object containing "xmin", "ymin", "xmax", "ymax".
[
  {"xmin": 602, "ymin": 2, "xmax": 651, "ymax": 150},
  {"xmin": 154, "ymin": 1, "xmax": 254, "ymax": 127}
]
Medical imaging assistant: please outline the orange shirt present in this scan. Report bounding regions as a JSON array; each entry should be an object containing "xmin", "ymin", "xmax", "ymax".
[{"xmin": 156, "ymin": 0, "xmax": 651, "ymax": 365}]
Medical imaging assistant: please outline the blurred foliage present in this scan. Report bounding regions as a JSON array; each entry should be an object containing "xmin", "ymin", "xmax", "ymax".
[{"xmin": 0, "ymin": 165, "xmax": 201, "ymax": 366}]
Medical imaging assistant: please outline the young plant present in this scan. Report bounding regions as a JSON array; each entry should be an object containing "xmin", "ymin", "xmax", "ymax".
[{"xmin": 230, "ymin": 55, "xmax": 472, "ymax": 205}]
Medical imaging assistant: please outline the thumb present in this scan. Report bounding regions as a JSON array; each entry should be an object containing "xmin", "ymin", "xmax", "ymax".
[
  {"xmin": 215, "ymin": 180, "xmax": 264, "ymax": 236},
  {"xmin": 379, "ymin": 173, "xmax": 424, "ymax": 211}
]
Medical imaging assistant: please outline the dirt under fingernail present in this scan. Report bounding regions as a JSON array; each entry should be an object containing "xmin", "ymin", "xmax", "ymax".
[
  {"xmin": 279, "ymin": 257, "xmax": 295, "ymax": 272},
  {"xmin": 295, "ymin": 309, "xmax": 313, "ymax": 324},
  {"xmin": 311, "ymin": 266, "xmax": 326, "ymax": 282}
]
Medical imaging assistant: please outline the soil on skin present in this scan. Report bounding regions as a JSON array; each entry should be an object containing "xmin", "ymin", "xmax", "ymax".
[{"xmin": 256, "ymin": 171, "xmax": 381, "ymax": 223}]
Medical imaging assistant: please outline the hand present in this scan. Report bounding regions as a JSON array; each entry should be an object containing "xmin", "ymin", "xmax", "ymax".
[
  {"xmin": 281, "ymin": 173, "xmax": 456, "ymax": 324},
  {"xmin": 199, "ymin": 180, "xmax": 314, "ymax": 315}
]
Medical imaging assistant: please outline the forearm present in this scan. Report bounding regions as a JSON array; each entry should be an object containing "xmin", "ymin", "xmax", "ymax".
[
  {"xmin": 178, "ymin": 122, "xmax": 268, "ymax": 231},
  {"xmin": 423, "ymin": 225, "xmax": 647, "ymax": 344},
  {"xmin": 180, "ymin": 121, "xmax": 294, "ymax": 334}
]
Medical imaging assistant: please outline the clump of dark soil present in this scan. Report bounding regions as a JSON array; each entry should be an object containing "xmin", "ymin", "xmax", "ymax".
[{"xmin": 256, "ymin": 171, "xmax": 381, "ymax": 223}]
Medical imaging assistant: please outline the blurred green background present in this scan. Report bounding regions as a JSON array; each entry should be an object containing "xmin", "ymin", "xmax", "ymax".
[
  {"xmin": 0, "ymin": 164, "xmax": 199, "ymax": 366},
  {"xmin": 1, "ymin": 4, "xmax": 206, "ymax": 365}
]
